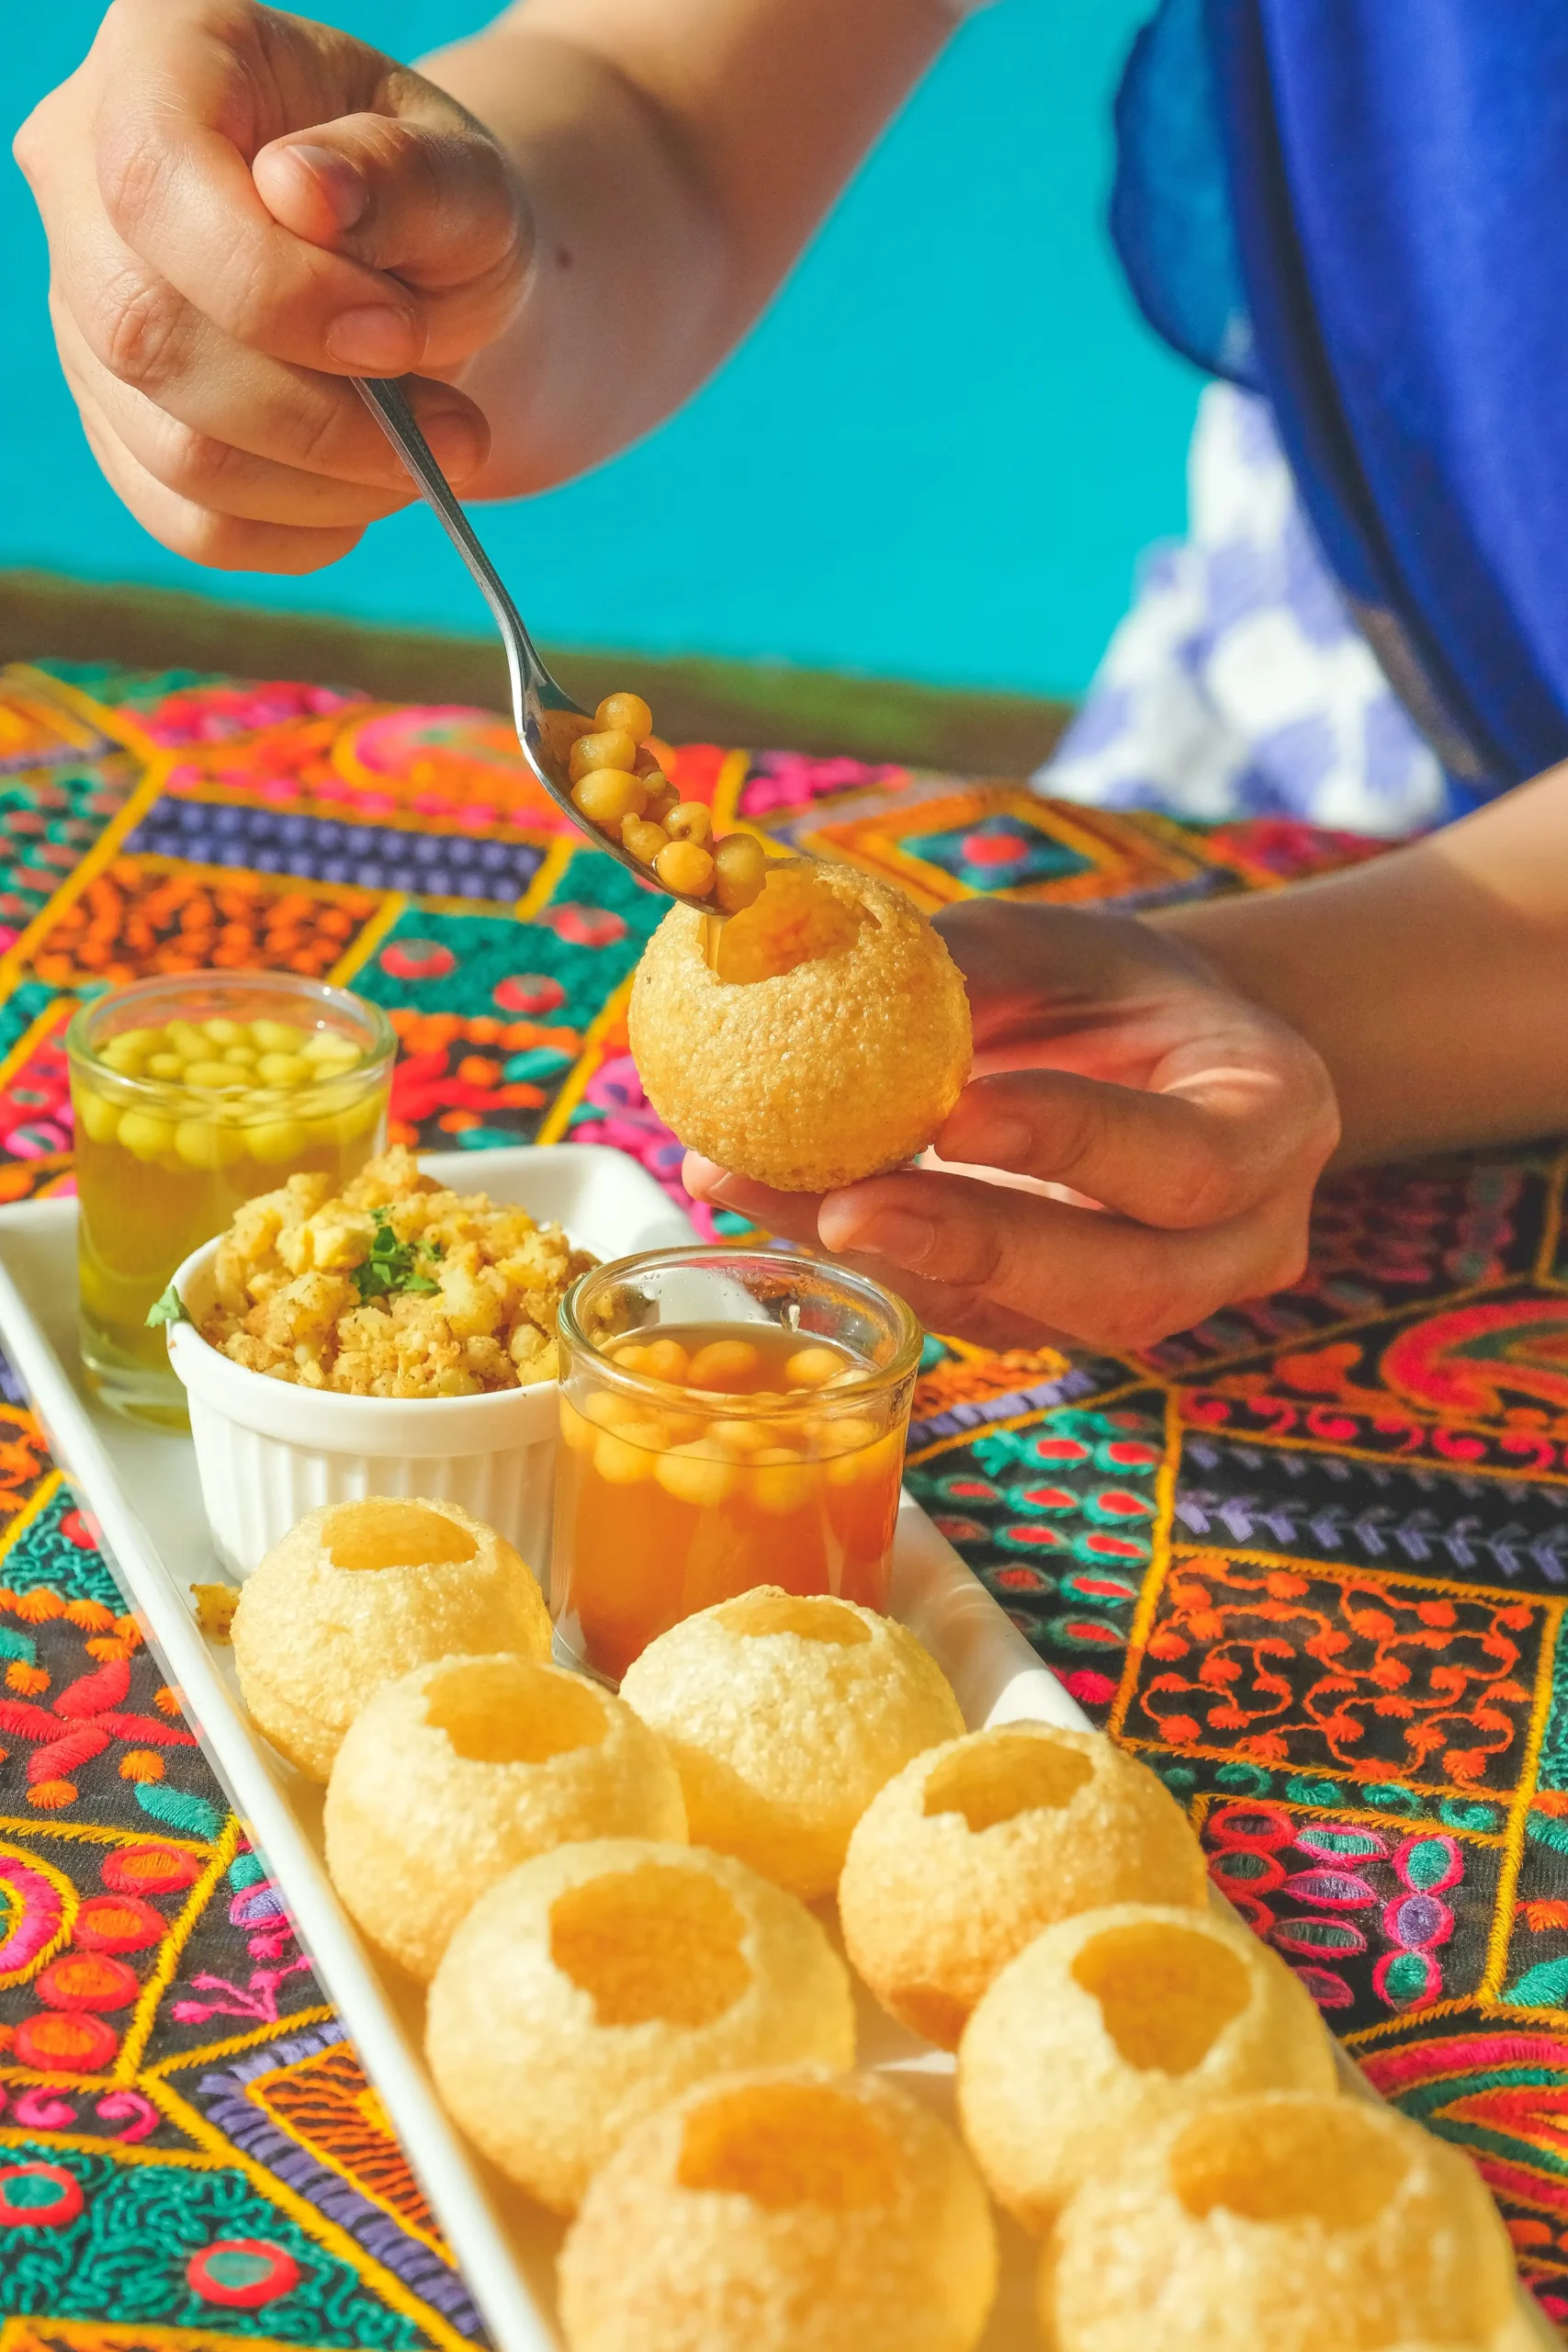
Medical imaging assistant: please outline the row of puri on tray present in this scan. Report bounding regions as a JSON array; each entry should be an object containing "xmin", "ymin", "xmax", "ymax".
[{"xmin": 220, "ymin": 1497, "xmax": 1527, "ymax": 2352}]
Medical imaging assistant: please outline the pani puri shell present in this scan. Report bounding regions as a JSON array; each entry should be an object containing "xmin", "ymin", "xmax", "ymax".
[
  {"xmin": 558, "ymin": 2064, "xmax": 998, "ymax": 2352},
  {"xmin": 627, "ymin": 861, "xmax": 973, "ymax": 1191},
  {"xmin": 322, "ymin": 1655, "xmax": 688, "ymax": 1980},
  {"xmin": 956, "ymin": 1901, "xmax": 1336, "ymax": 2232},
  {"xmin": 1486, "ymin": 2325, "xmax": 1554, "ymax": 2352},
  {"xmin": 1043, "ymin": 2090, "xmax": 1518, "ymax": 2352},
  {"xmin": 837, "ymin": 1722, "xmax": 1207, "ymax": 2047},
  {"xmin": 1388, "ymin": 2331, "xmax": 1540, "ymax": 2352},
  {"xmin": 618, "ymin": 1587, "xmax": 964, "ymax": 1901},
  {"xmin": 231, "ymin": 1497, "xmax": 550, "ymax": 1781},
  {"xmin": 424, "ymin": 1838, "xmax": 854, "ymax": 2212}
]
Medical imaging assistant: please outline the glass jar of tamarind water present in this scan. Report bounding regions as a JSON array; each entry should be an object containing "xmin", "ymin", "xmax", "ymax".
[{"xmin": 552, "ymin": 1248, "xmax": 920, "ymax": 1683}]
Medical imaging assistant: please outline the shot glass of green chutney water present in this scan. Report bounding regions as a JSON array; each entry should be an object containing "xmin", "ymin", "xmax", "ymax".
[{"xmin": 67, "ymin": 972, "xmax": 395, "ymax": 1425}]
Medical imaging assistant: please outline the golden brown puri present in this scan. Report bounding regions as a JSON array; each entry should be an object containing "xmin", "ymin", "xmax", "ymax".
[
  {"xmin": 618, "ymin": 1588, "xmax": 964, "ymax": 1902},
  {"xmin": 231, "ymin": 1496, "xmax": 550, "ymax": 1781},
  {"xmin": 838, "ymin": 1721, "xmax": 1208, "ymax": 2047},
  {"xmin": 628, "ymin": 862, "xmax": 972, "ymax": 1192},
  {"xmin": 424, "ymin": 1838, "xmax": 853, "ymax": 2214},
  {"xmin": 1042, "ymin": 2090, "xmax": 1520, "ymax": 2352},
  {"xmin": 558, "ymin": 2065, "xmax": 997, "ymax": 2352},
  {"xmin": 322, "ymin": 1654, "xmax": 687, "ymax": 1980},
  {"xmin": 955, "ymin": 1901, "xmax": 1337, "ymax": 2232}
]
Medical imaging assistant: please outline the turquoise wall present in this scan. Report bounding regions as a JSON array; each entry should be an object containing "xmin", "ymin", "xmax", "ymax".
[{"xmin": 1, "ymin": 1, "xmax": 1201, "ymax": 697}]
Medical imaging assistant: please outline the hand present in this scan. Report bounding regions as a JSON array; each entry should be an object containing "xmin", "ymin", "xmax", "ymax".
[
  {"xmin": 14, "ymin": 0, "xmax": 529, "ymax": 572},
  {"xmin": 683, "ymin": 899, "xmax": 1341, "ymax": 1353}
]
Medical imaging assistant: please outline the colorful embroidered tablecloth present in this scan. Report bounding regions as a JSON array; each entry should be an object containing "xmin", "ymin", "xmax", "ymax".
[{"xmin": 0, "ymin": 655, "xmax": 1563, "ymax": 2347}]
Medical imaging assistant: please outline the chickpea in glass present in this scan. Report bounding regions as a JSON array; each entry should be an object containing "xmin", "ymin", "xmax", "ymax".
[
  {"xmin": 552, "ymin": 1249, "xmax": 919, "ymax": 1683},
  {"xmin": 68, "ymin": 973, "xmax": 394, "ymax": 1424}
]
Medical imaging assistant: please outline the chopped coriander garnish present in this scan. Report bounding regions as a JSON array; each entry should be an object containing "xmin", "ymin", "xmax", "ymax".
[
  {"xmin": 351, "ymin": 1208, "xmax": 442, "ymax": 1303},
  {"xmin": 146, "ymin": 1283, "xmax": 190, "ymax": 1329}
]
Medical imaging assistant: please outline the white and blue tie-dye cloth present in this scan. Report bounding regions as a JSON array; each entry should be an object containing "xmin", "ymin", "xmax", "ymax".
[{"xmin": 1037, "ymin": 383, "xmax": 1449, "ymax": 838}]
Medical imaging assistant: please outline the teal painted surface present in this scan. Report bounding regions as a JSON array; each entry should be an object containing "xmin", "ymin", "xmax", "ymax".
[{"xmin": 1, "ymin": 0, "xmax": 1201, "ymax": 696}]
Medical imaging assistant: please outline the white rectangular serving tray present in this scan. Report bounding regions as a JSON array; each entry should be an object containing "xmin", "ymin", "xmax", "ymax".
[{"xmin": 0, "ymin": 1145, "xmax": 1550, "ymax": 2352}]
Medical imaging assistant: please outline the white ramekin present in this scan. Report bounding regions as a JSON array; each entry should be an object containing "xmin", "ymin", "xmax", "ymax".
[{"xmin": 165, "ymin": 1233, "xmax": 558, "ymax": 1581}]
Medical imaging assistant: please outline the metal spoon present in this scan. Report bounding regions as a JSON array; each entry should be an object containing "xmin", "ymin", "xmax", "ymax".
[{"xmin": 355, "ymin": 375, "xmax": 712, "ymax": 912}]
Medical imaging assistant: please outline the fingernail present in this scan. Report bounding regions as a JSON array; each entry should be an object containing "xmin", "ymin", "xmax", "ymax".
[
  {"xmin": 285, "ymin": 142, "xmax": 367, "ymax": 232},
  {"xmin": 325, "ymin": 306, "xmax": 420, "ymax": 371},
  {"xmin": 697, "ymin": 1174, "xmax": 746, "ymax": 1208},
  {"xmin": 818, "ymin": 1203, "xmax": 935, "ymax": 1268},
  {"xmin": 423, "ymin": 413, "xmax": 486, "ymax": 482},
  {"xmin": 681, "ymin": 1155, "xmax": 734, "ymax": 1203},
  {"xmin": 973, "ymin": 1114, "xmax": 1032, "ymax": 1166}
]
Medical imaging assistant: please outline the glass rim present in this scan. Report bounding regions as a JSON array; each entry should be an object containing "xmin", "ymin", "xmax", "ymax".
[
  {"xmin": 558, "ymin": 1242, "xmax": 923, "ymax": 1411},
  {"xmin": 65, "ymin": 972, "xmax": 396, "ymax": 1100}
]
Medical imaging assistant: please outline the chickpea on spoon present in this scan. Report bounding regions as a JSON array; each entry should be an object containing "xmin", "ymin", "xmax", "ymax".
[
  {"xmin": 357, "ymin": 379, "xmax": 765, "ymax": 914},
  {"xmin": 563, "ymin": 689, "xmax": 766, "ymax": 911}
]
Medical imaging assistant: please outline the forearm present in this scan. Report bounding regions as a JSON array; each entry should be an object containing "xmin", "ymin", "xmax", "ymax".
[
  {"xmin": 423, "ymin": 0, "xmax": 954, "ymax": 494},
  {"xmin": 1155, "ymin": 761, "xmax": 1568, "ymax": 1164}
]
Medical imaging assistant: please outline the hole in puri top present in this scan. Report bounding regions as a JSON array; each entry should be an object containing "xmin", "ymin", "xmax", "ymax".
[
  {"xmin": 710, "ymin": 868, "xmax": 872, "ymax": 984},
  {"xmin": 424, "ymin": 1659, "xmax": 607, "ymax": 1765},
  {"xmin": 1172, "ymin": 2101, "xmax": 1396, "ymax": 2229},
  {"xmin": 1070, "ymin": 1923, "xmax": 1250, "ymax": 2075},
  {"xmin": 678, "ymin": 2081, "xmax": 898, "ymax": 2209},
  {"xmin": 549, "ymin": 1864, "xmax": 750, "ymax": 2028},
  {"xmin": 324, "ymin": 1500, "xmax": 479, "ymax": 1571},
  {"xmin": 923, "ymin": 1731, "xmax": 1093, "ymax": 1833},
  {"xmin": 719, "ymin": 1592, "xmax": 872, "ymax": 1647}
]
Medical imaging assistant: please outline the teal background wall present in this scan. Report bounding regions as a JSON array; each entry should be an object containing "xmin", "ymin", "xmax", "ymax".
[{"xmin": 1, "ymin": 0, "xmax": 1201, "ymax": 697}]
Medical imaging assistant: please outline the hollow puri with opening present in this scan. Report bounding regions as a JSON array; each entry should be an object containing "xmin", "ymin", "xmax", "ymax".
[
  {"xmin": 423, "ymin": 1837, "xmax": 854, "ymax": 2215},
  {"xmin": 321, "ymin": 1653, "xmax": 688, "ymax": 1981},
  {"xmin": 954, "ymin": 1900, "xmax": 1337, "ymax": 2235},
  {"xmin": 628, "ymin": 861, "xmax": 974, "ymax": 1193},
  {"xmin": 1045, "ymin": 2088, "xmax": 1521, "ymax": 2352},
  {"xmin": 838, "ymin": 1720, "xmax": 1212, "ymax": 2048},
  {"xmin": 558, "ymin": 2065, "xmax": 998, "ymax": 2352},
  {"xmin": 229, "ymin": 1496, "xmax": 551, "ymax": 1782}
]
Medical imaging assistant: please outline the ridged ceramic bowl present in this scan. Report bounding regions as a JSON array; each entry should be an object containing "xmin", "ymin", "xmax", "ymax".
[{"xmin": 161, "ymin": 1145, "xmax": 694, "ymax": 1580}]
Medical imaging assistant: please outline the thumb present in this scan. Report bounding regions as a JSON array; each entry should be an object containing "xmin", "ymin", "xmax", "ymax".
[
  {"xmin": 252, "ymin": 129, "xmax": 374, "ymax": 246},
  {"xmin": 253, "ymin": 96, "xmax": 528, "ymax": 363}
]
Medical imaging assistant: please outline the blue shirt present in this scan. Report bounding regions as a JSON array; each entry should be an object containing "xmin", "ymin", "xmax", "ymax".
[{"xmin": 1112, "ymin": 0, "xmax": 1568, "ymax": 802}]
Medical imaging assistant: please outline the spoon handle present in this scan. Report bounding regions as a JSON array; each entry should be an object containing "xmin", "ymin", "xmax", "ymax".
[
  {"xmin": 354, "ymin": 375, "xmax": 721, "ymax": 916},
  {"xmin": 354, "ymin": 376, "xmax": 544, "ymax": 712}
]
